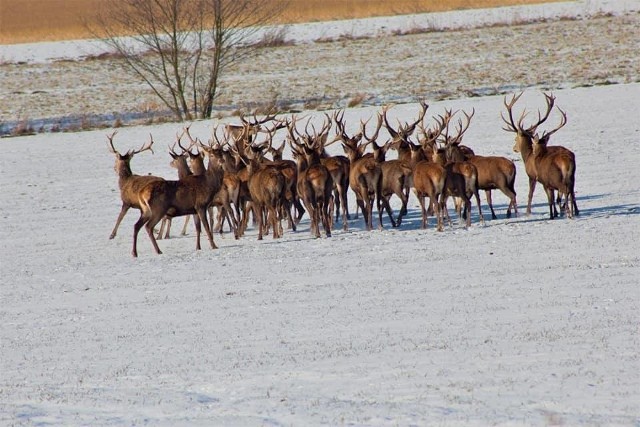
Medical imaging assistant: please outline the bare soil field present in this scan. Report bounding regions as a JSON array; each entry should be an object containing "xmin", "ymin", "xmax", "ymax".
[
  {"xmin": 1, "ymin": 11, "xmax": 638, "ymax": 136},
  {"xmin": 1, "ymin": 0, "xmax": 560, "ymax": 44}
]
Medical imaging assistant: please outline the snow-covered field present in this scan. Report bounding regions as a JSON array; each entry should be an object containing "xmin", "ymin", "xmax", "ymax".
[{"xmin": 2, "ymin": 2, "xmax": 640, "ymax": 426}]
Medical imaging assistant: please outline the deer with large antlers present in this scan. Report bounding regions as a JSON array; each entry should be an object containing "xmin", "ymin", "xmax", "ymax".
[
  {"xmin": 379, "ymin": 103, "xmax": 430, "ymax": 226},
  {"xmin": 127, "ymin": 134, "xmax": 224, "ymax": 257},
  {"xmin": 155, "ymin": 135, "xmax": 197, "ymax": 240},
  {"xmin": 442, "ymin": 109, "xmax": 518, "ymax": 220},
  {"xmin": 107, "ymin": 132, "xmax": 164, "ymax": 240},
  {"xmin": 363, "ymin": 112, "xmax": 412, "ymax": 228},
  {"xmin": 287, "ymin": 116, "xmax": 334, "ymax": 238},
  {"xmin": 318, "ymin": 111, "xmax": 351, "ymax": 230},
  {"xmin": 409, "ymin": 119, "xmax": 447, "ymax": 231},
  {"xmin": 231, "ymin": 128, "xmax": 287, "ymax": 240},
  {"xmin": 335, "ymin": 113, "xmax": 385, "ymax": 231},
  {"xmin": 432, "ymin": 109, "xmax": 484, "ymax": 228},
  {"xmin": 259, "ymin": 128, "xmax": 303, "ymax": 231},
  {"xmin": 502, "ymin": 92, "xmax": 578, "ymax": 219},
  {"xmin": 157, "ymin": 129, "xmax": 240, "ymax": 240}
]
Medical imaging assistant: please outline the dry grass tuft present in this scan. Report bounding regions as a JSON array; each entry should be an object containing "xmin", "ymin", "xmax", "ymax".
[
  {"xmin": 347, "ymin": 93, "xmax": 369, "ymax": 108},
  {"xmin": 250, "ymin": 26, "xmax": 294, "ymax": 49},
  {"xmin": 12, "ymin": 118, "xmax": 35, "ymax": 137}
]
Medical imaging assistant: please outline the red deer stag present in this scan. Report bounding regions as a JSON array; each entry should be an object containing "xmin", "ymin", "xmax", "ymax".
[
  {"xmin": 107, "ymin": 132, "xmax": 164, "ymax": 240},
  {"xmin": 502, "ymin": 92, "xmax": 578, "ymax": 219},
  {"xmin": 287, "ymin": 116, "xmax": 334, "ymax": 238},
  {"xmin": 433, "ymin": 109, "xmax": 484, "ymax": 228},
  {"xmin": 335, "ymin": 113, "xmax": 385, "ymax": 231},
  {"xmin": 365, "ymin": 113, "xmax": 413, "ymax": 227},
  {"xmin": 231, "ymin": 130, "xmax": 287, "ymax": 240},
  {"xmin": 318, "ymin": 111, "xmax": 351, "ymax": 230},
  {"xmin": 409, "ymin": 118, "xmax": 447, "ymax": 231},
  {"xmin": 130, "ymin": 136, "xmax": 224, "ymax": 257},
  {"xmin": 443, "ymin": 109, "xmax": 518, "ymax": 220}
]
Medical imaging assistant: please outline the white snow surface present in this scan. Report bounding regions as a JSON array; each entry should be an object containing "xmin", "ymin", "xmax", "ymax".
[{"xmin": 2, "ymin": 2, "xmax": 640, "ymax": 426}]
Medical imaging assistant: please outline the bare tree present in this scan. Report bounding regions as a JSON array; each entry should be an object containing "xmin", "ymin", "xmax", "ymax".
[{"xmin": 93, "ymin": 0, "xmax": 288, "ymax": 120}]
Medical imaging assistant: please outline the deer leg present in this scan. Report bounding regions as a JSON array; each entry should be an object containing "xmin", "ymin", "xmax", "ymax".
[
  {"xmin": 441, "ymin": 195, "xmax": 453, "ymax": 227},
  {"xmin": 326, "ymin": 195, "xmax": 334, "ymax": 237},
  {"xmin": 338, "ymin": 185, "xmax": 349, "ymax": 231},
  {"xmin": 193, "ymin": 213, "xmax": 202, "ymax": 250},
  {"xmin": 333, "ymin": 187, "xmax": 341, "ymax": 224},
  {"xmin": 474, "ymin": 190, "xmax": 484, "ymax": 225},
  {"xmin": 197, "ymin": 207, "xmax": 217, "ymax": 250},
  {"xmin": 416, "ymin": 192, "xmax": 427, "ymax": 229},
  {"xmin": 381, "ymin": 194, "xmax": 397, "ymax": 228},
  {"xmin": 465, "ymin": 196, "xmax": 472, "ymax": 228},
  {"xmin": 294, "ymin": 196, "xmax": 305, "ymax": 225},
  {"xmin": 156, "ymin": 217, "xmax": 167, "ymax": 240},
  {"xmin": 435, "ymin": 194, "xmax": 445, "ymax": 232},
  {"xmin": 255, "ymin": 204, "xmax": 264, "ymax": 241},
  {"xmin": 210, "ymin": 206, "xmax": 220, "ymax": 233},
  {"xmin": 132, "ymin": 212, "xmax": 147, "ymax": 258},
  {"xmin": 110, "ymin": 204, "xmax": 130, "ymax": 239},
  {"xmin": 180, "ymin": 215, "xmax": 191, "ymax": 236},
  {"xmin": 396, "ymin": 187, "xmax": 408, "ymax": 227},
  {"xmin": 283, "ymin": 198, "xmax": 295, "ymax": 233},
  {"xmin": 526, "ymin": 178, "xmax": 537, "ymax": 215},
  {"xmin": 436, "ymin": 198, "xmax": 444, "ymax": 232},
  {"xmin": 486, "ymin": 190, "xmax": 497, "ymax": 220},
  {"xmin": 163, "ymin": 217, "xmax": 172, "ymax": 239},
  {"xmin": 145, "ymin": 213, "xmax": 165, "ymax": 255},
  {"xmin": 543, "ymin": 186, "xmax": 556, "ymax": 219}
]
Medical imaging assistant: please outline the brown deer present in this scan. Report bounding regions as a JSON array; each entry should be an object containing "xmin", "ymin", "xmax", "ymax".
[
  {"xmin": 207, "ymin": 129, "xmax": 252, "ymax": 237},
  {"xmin": 443, "ymin": 110, "xmax": 518, "ymax": 220},
  {"xmin": 379, "ymin": 103, "xmax": 430, "ymax": 225},
  {"xmin": 287, "ymin": 116, "xmax": 334, "ymax": 238},
  {"xmin": 259, "ymin": 129, "xmax": 303, "ymax": 231},
  {"xmin": 382, "ymin": 102, "xmax": 429, "ymax": 164},
  {"xmin": 129, "ymin": 134, "xmax": 224, "ymax": 257},
  {"xmin": 502, "ymin": 92, "xmax": 578, "ymax": 218},
  {"xmin": 364, "ymin": 113, "xmax": 413, "ymax": 227},
  {"xmin": 185, "ymin": 128, "xmax": 241, "ymax": 238},
  {"xmin": 231, "ymin": 130, "xmax": 287, "ymax": 240},
  {"xmin": 157, "ymin": 130, "xmax": 239, "ymax": 240},
  {"xmin": 335, "ymin": 113, "xmax": 385, "ymax": 231},
  {"xmin": 107, "ymin": 131, "xmax": 164, "ymax": 240},
  {"xmin": 409, "ymin": 123, "xmax": 447, "ymax": 231},
  {"xmin": 156, "ymin": 136, "xmax": 196, "ymax": 240},
  {"xmin": 319, "ymin": 111, "xmax": 351, "ymax": 230},
  {"xmin": 433, "ymin": 109, "xmax": 484, "ymax": 228}
]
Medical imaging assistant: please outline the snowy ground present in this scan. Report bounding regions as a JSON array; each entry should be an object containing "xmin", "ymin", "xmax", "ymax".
[
  {"xmin": 2, "ymin": 82, "xmax": 639, "ymax": 426},
  {"xmin": 1, "ymin": 2, "xmax": 640, "ymax": 426},
  {"xmin": 2, "ymin": 1, "xmax": 640, "ymax": 135}
]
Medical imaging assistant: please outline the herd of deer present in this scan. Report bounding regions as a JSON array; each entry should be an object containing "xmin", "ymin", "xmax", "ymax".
[{"xmin": 108, "ymin": 92, "xmax": 578, "ymax": 257}]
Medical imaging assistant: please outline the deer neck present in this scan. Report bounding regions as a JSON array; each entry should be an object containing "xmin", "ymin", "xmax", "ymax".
[
  {"xmin": 173, "ymin": 157, "xmax": 192, "ymax": 179},
  {"xmin": 514, "ymin": 133, "xmax": 533, "ymax": 161},
  {"xmin": 116, "ymin": 160, "xmax": 134, "ymax": 183}
]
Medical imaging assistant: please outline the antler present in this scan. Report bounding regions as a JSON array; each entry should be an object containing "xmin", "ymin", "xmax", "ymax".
[
  {"xmin": 540, "ymin": 106, "xmax": 567, "ymax": 140},
  {"xmin": 240, "ymin": 110, "xmax": 279, "ymax": 128},
  {"xmin": 404, "ymin": 101, "xmax": 429, "ymax": 136},
  {"xmin": 450, "ymin": 108, "xmax": 475, "ymax": 146},
  {"xmin": 527, "ymin": 92, "xmax": 556, "ymax": 134},
  {"xmin": 360, "ymin": 112, "xmax": 383, "ymax": 144},
  {"xmin": 106, "ymin": 131, "xmax": 119, "ymax": 154},
  {"xmin": 129, "ymin": 134, "xmax": 155, "ymax": 156},
  {"xmin": 501, "ymin": 92, "xmax": 524, "ymax": 133}
]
